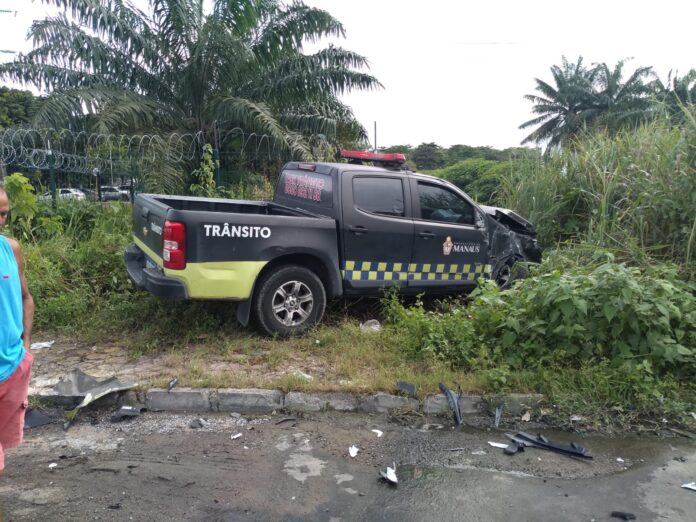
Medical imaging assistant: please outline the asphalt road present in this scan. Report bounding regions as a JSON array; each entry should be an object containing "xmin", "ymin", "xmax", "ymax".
[{"xmin": 0, "ymin": 410, "xmax": 694, "ymax": 521}]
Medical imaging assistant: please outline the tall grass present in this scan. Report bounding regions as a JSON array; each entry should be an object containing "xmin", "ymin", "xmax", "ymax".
[{"xmin": 500, "ymin": 108, "xmax": 696, "ymax": 271}]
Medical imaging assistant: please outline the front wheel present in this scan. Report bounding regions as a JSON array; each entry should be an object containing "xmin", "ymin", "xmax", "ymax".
[
  {"xmin": 495, "ymin": 258, "xmax": 528, "ymax": 289},
  {"xmin": 253, "ymin": 265, "xmax": 326, "ymax": 337}
]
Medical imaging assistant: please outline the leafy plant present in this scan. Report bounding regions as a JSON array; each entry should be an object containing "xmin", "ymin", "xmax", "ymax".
[{"xmin": 2, "ymin": 172, "xmax": 37, "ymax": 239}]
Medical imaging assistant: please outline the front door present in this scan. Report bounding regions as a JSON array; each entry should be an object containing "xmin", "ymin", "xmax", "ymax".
[
  {"xmin": 341, "ymin": 172, "xmax": 414, "ymax": 293},
  {"xmin": 409, "ymin": 179, "xmax": 489, "ymax": 290}
]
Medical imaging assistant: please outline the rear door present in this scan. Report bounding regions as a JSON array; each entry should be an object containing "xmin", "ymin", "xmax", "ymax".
[
  {"xmin": 409, "ymin": 179, "xmax": 489, "ymax": 290},
  {"xmin": 340, "ymin": 172, "xmax": 413, "ymax": 293}
]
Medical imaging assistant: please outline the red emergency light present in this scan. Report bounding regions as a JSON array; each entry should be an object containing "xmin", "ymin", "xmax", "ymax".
[{"xmin": 340, "ymin": 150, "xmax": 407, "ymax": 163}]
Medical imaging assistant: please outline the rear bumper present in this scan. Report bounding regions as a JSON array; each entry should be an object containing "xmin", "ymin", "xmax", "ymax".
[{"xmin": 124, "ymin": 244, "xmax": 188, "ymax": 299}]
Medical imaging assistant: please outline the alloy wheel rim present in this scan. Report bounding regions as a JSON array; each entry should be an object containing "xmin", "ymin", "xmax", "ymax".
[{"xmin": 272, "ymin": 280, "xmax": 314, "ymax": 326}]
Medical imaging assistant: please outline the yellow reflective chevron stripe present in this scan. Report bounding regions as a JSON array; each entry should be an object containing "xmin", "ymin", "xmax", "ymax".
[
  {"xmin": 340, "ymin": 260, "xmax": 492, "ymax": 282},
  {"xmin": 134, "ymin": 237, "xmax": 266, "ymax": 299}
]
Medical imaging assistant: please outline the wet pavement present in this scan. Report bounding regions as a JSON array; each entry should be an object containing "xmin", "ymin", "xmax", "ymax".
[{"xmin": 1, "ymin": 410, "xmax": 694, "ymax": 521}]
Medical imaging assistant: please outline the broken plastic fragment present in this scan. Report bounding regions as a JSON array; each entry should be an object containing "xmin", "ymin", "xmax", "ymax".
[
  {"xmin": 24, "ymin": 408, "xmax": 52, "ymax": 429},
  {"xmin": 610, "ymin": 512, "xmax": 636, "ymax": 521},
  {"xmin": 471, "ymin": 450, "xmax": 487, "ymax": 456},
  {"xmin": 395, "ymin": 381, "xmax": 417, "ymax": 398},
  {"xmin": 682, "ymin": 481, "xmax": 696, "ymax": 491},
  {"xmin": 521, "ymin": 411, "xmax": 531, "ymax": 422},
  {"xmin": 349, "ymin": 445, "xmax": 359, "ymax": 458},
  {"xmin": 616, "ymin": 457, "xmax": 625, "ymax": 463},
  {"xmin": 438, "ymin": 383, "xmax": 463, "ymax": 426},
  {"xmin": 488, "ymin": 441, "xmax": 509, "ymax": 449},
  {"xmin": 189, "ymin": 418, "xmax": 209, "ymax": 429},
  {"xmin": 371, "ymin": 429, "xmax": 383, "ymax": 438},
  {"xmin": 110, "ymin": 406, "xmax": 142, "ymax": 423},
  {"xmin": 494, "ymin": 403, "xmax": 503, "ymax": 428},
  {"xmin": 379, "ymin": 463, "xmax": 398, "ymax": 484},
  {"xmin": 359, "ymin": 319, "xmax": 381, "ymax": 332},
  {"xmin": 48, "ymin": 463, "xmax": 57, "ymax": 469},
  {"xmin": 231, "ymin": 433, "xmax": 242, "ymax": 440},
  {"xmin": 570, "ymin": 414, "xmax": 583, "ymax": 422},
  {"xmin": 167, "ymin": 377, "xmax": 178, "ymax": 392},
  {"xmin": 30, "ymin": 340, "xmax": 55, "ymax": 350}
]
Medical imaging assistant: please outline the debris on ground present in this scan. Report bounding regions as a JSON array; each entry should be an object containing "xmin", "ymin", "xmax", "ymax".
[
  {"xmin": 231, "ymin": 433, "xmax": 242, "ymax": 440},
  {"xmin": 189, "ymin": 418, "xmax": 210, "ymax": 429},
  {"xmin": 488, "ymin": 441, "xmax": 509, "ymax": 449},
  {"xmin": 110, "ymin": 406, "xmax": 143, "ymax": 423},
  {"xmin": 275, "ymin": 417, "xmax": 298, "ymax": 425},
  {"xmin": 494, "ymin": 403, "xmax": 503, "ymax": 428},
  {"xmin": 292, "ymin": 369, "xmax": 314, "ymax": 382},
  {"xmin": 504, "ymin": 431, "xmax": 593, "ymax": 459},
  {"xmin": 349, "ymin": 445, "xmax": 359, "ymax": 458},
  {"xmin": 371, "ymin": 429, "xmax": 383, "ymax": 438},
  {"xmin": 610, "ymin": 511, "xmax": 636, "ymax": 520},
  {"xmin": 521, "ymin": 411, "xmax": 531, "ymax": 422},
  {"xmin": 673, "ymin": 456, "xmax": 688, "ymax": 463},
  {"xmin": 395, "ymin": 381, "xmax": 417, "ymax": 398},
  {"xmin": 24, "ymin": 408, "xmax": 52, "ymax": 429},
  {"xmin": 504, "ymin": 442, "xmax": 525, "ymax": 455},
  {"xmin": 359, "ymin": 319, "xmax": 381, "ymax": 332},
  {"xmin": 379, "ymin": 463, "xmax": 398, "ymax": 485},
  {"xmin": 616, "ymin": 458, "xmax": 625, "ymax": 463},
  {"xmin": 438, "ymin": 383, "xmax": 463, "ymax": 426},
  {"xmin": 48, "ymin": 463, "xmax": 57, "ymax": 469},
  {"xmin": 53, "ymin": 369, "xmax": 137, "ymax": 430},
  {"xmin": 682, "ymin": 481, "xmax": 696, "ymax": 491},
  {"xmin": 30, "ymin": 340, "xmax": 55, "ymax": 350},
  {"xmin": 570, "ymin": 414, "xmax": 583, "ymax": 422},
  {"xmin": 667, "ymin": 427, "xmax": 696, "ymax": 439},
  {"xmin": 167, "ymin": 377, "xmax": 178, "ymax": 392},
  {"xmin": 471, "ymin": 450, "xmax": 487, "ymax": 456}
]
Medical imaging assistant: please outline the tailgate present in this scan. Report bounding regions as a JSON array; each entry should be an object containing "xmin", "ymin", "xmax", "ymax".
[{"xmin": 132, "ymin": 194, "xmax": 169, "ymax": 261}]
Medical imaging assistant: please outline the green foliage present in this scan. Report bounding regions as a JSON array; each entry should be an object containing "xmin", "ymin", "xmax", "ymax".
[
  {"xmin": 385, "ymin": 258, "xmax": 696, "ymax": 377},
  {"xmin": 0, "ymin": 0, "xmax": 380, "ymax": 156},
  {"xmin": 430, "ymin": 158, "xmax": 505, "ymax": 204},
  {"xmin": 2, "ymin": 173, "xmax": 37, "ymax": 239},
  {"xmin": 0, "ymin": 86, "xmax": 42, "ymax": 128},
  {"xmin": 501, "ymin": 112, "xmax": 696, "ymax": 268},
  {"xmin": 189, "ymin": 144, "xmax": 217, "ymax": 197},
  {"xmin": 412, "ymin": 142, "xmax": 446, "ymax": 170}
]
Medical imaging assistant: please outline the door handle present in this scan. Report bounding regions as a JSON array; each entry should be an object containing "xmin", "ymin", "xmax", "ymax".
[
  {"xmin": 348, "ymin": 225, "xmax": 368, "ymax": 235},
  {"xmin": 418, "ymin": 231, "xmax": 435, "ymax": 239}
]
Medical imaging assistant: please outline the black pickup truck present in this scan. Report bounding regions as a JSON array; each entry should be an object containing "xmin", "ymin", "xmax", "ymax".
[{"xmin": 125, "ymin": 151, "xmax": 540, "ymax": 336}]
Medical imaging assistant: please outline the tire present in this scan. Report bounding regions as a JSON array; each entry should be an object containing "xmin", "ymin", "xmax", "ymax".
[
  {"xmin": 495, "ymin": 258, "xmax": 528, "ymax": 289},
  {"xmin": 253, "ymin": 265, "xmax": 326, "ymax": 337}
]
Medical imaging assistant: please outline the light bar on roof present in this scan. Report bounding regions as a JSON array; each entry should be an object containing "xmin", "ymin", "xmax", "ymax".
[{"xmin": 340, "ymin": 150, "xmax": 406, "ymax": 162}]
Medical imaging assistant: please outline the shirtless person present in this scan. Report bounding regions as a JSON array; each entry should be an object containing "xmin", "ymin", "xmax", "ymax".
[{"xmin": 0, "ymin": 185, "xmax": 35, "ymax": 490}]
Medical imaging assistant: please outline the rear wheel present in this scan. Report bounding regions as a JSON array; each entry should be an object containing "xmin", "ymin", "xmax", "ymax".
[{"xmin": 253, "ymin": 265, "xmax": 326, "ymax": 337}]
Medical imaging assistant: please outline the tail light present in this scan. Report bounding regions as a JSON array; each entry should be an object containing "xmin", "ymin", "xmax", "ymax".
[{"xmin": 163, "ymin": 220, "xmax": 186, "ymax": 270}]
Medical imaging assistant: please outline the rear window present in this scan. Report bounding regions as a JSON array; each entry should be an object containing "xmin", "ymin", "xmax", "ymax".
[{"xmin": 279, "ymin": 169, "xmax": 333, "ymax": 209}]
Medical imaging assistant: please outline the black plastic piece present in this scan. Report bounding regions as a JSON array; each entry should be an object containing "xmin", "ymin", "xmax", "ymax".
[
  {"xmin": 505, "ymin": 431, "xmax": 593, "ymax": 459},
  {"xmin": 439, "ymin": 383, "xmax": 463, "ymax": 426},
  {"xmin": 610, "ymin": 512, "xmax": 636, "ymax": 520}
]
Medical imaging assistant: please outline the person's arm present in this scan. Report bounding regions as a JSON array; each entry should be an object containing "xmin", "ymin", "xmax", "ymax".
[{"xmin": 8, "ymin": 238, "xmax": 34, "ymax": 352}]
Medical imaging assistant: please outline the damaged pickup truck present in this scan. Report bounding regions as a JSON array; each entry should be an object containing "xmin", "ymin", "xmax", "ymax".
[{"xmin": 125, "ymin": 150, "xmax": 541, "ymax": 336}]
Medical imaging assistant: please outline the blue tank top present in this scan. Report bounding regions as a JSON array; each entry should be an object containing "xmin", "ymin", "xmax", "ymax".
[{"xmin": 0, "ymin": 235, "xmax": 25, "ymax": 382}]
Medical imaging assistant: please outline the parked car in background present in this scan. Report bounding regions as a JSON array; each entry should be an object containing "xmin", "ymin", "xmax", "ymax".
[
  {"xmin": 38, "ymin": 188, "xmax": 86, "ymax": 201},
  {"xmin": 100, "ymin": 185, "xmax": 130, "ymax": 202}
]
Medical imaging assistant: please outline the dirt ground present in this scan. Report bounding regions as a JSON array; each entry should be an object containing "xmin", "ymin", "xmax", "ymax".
[{"xmin": 1, "ymin": 409, "xmax": 694, "ymax": 521}]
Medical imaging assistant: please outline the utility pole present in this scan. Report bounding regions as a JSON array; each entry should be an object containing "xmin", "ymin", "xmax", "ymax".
[{"xmin": 374, "ymin": 121, "xmax": 377, "ymax": 152}]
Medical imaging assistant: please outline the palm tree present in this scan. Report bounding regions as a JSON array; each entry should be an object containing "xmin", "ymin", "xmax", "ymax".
[
  {"xmin": 653, "ymin": 69, "xmax": 696, "ymax": 121},
  {"xmin": 519, "ymin": 56, "xmax": 599, "ymax": 148},
  {"xmin": 0, "ymin": 0, "xmax": 381, "ymax": 161},
  {"xmin": 593, "ymin": 59, "xmax": 655, "ymax": 133}
]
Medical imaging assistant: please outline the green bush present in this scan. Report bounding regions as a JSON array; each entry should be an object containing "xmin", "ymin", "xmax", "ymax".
[{"xmin": 385, "ymin": 257, "xmax": 696, "ymax": 377}]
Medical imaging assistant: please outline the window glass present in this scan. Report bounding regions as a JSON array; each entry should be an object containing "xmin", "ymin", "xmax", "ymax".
[
  {"xmin": 353, "ymin": 177, "xmax": 404, "ymax": 216},
  {"xmin": 417, "ymin": 182, "xmax": 475, "ymax": 225}
]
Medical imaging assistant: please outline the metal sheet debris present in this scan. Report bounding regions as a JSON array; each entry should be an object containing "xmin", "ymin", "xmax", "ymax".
[
  {"xmin": 110, "ymin": 406, "xmax": 142, "ymax": 423},
  {"xmin": 438, "ymin": 383, "xmax": 463, "ymax": 426},
  {"xmin": 396, "ymin": 381, "xmax": 417, "ymax": 398},
  {"xmin": 30, "ymin": 340, "xmax": 55, "ymax": 350},
  {"xmin": 682, "ymin": 481, "xmax": 696, "ymax": 491},
  {"xmin": 379, "ymin": 463, "xmax": 398, "ymax": 485},
  {"xmin": 24, "ymin": 408, "xmax": 52, "ymax": 429},
  {"xmin": 53, "ymin": 369, "xmax": 136, "ymax": 429},
  {"xmin": 505, "ymin": 431, "xmax": 593, "ymax": 459}
]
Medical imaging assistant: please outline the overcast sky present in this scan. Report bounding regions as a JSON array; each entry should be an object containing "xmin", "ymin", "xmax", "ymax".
[{"xmin": 2, "ymin": 0, "xmax": 695, "ymax": 149}]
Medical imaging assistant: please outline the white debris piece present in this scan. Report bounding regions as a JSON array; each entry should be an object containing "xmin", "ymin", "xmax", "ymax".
[
  {"xmin": 359, "ymin": 319, "xmax": 381, "ymax": 332},
  {"xmin": 471, "ymin": 450, "xmax": 487, "ymax": 456},
  {"xmin": 348, "ymin": 445, "xmax": 359, "ymax": 458},
  {"xmin": 231, "ymin": 433, "xmax": 242, "ymax": 440},
  {"xmin": 570, "ymin": 415, "xmax": 583, "ymax": 422},
  {"xmin": 48, "ymin": 463, "xmax": 57, "ymax": 469},
  {"xmin": 682, "ymin": 482, "xmax": 696, "ymax": 491},
  {"xmin": 488, "ymin": 441, "xmax": 509, "ymax": 449},
  {"xmin": 380, "ymin": 463, "xmax": 398, "ymax": 484},
  {"xmin": 30, "ymin": 340, "xmax": 55, "ymax": 350},
  {"xmin": 521, "ymin": 411, "xmax": 531, "ymax": 422},
  {"xmin": 617, "ymin": 458, "xmax": 625, "ymax": 463},
  {"xmin": 371, "ymin": 429, "xmax": 383, "ymax": 438}
]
